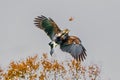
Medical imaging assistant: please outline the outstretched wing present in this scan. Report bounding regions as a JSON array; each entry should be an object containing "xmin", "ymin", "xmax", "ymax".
[
  {"xmin": 34, "ymin": 15, "xmax": 61, "ymax": 40},
  {"xmin": 60, "ymin": 36, "xmax": 87, "ymax": 61}
]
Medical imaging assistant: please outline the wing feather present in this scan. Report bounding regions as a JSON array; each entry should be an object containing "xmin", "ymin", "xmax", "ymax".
[
  {"xmin": 34, "ymin": 15, "xmax": 61, "ymax": 40},
  {"xmin": 60, "ymin": 36, "xmax": 87, "ymax": 61}
]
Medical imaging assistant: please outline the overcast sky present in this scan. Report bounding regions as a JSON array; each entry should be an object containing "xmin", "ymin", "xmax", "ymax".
[{"xmin": 0, "ymin": 0, "xmax": 120, "ymax": 79}]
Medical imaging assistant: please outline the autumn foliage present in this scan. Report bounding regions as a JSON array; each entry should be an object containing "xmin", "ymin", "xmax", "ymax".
[{"xmin": 0, "ymin": 53, "xmax": 100, "ymax": 80}]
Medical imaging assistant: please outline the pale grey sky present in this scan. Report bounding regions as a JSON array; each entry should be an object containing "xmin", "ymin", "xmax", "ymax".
[{"xmin": 0, "ymin": 0, "xmax": 120, "ymax": 79}]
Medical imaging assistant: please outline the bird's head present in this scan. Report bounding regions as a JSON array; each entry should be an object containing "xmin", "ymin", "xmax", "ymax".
[
  {"xmin": 60, "ymin": 29, "xmax": 70, "ymax": 40},
  {"xmin": 54, "ymin": 29, "xmax": 70, "ymax": 44},
  {"xmin": 57, "ymin": 29, "xmax": 69, "ymax": 38},
  {"xmin": 62, "ymin": 29, "xmax": 70, "ymax": 34}
]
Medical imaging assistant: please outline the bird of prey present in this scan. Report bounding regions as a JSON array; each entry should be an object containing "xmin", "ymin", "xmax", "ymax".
[{"xmin": 34, "ymin": 15, "xmax": 87, "ymax": 61}]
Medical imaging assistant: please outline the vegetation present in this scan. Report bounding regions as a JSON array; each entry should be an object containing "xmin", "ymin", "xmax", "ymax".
[{"xmin": 0, "ymin": 53, "xmax": 100, "ymax": 80}]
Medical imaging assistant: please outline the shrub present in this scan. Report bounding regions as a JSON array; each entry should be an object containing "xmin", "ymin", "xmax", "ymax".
[{"xmin": 0, "ymin": 53, "xmax": 101, "ymax": 80}]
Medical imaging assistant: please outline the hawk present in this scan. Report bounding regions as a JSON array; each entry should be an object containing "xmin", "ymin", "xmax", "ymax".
[{"xmin": 34, "ymin": 15, "xmax": 87, "ymax": 61}]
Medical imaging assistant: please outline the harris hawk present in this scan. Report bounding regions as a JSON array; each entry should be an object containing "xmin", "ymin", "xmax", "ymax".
[{"xmin": 34, "ymin": 15, "xmax": 87, "ymax": 61}]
